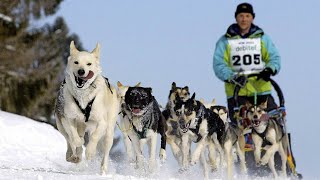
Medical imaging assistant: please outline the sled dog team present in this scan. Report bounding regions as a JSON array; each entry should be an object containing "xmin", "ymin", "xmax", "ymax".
[{"xmin": 55, "ymin": 42, "xmax": 288, "ymax": 179}]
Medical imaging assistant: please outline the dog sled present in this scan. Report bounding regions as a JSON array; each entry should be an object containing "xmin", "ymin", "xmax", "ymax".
[{"xmin": 232, "ymin": 73, "xmax": 302, "ymax": 179}]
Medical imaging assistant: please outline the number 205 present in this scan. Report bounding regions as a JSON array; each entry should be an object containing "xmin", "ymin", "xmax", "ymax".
[{"xmin": 232, "ymin": 54, "xmax": 260, "ymax": 66}]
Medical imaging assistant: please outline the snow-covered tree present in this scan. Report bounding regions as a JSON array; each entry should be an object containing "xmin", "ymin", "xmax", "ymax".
[{"xmin": 0, "ymin": 0, "xmax": 83, "ymax": 125}]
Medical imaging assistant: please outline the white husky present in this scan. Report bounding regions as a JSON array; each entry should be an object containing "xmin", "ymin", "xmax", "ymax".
[{"xmin": 55, "ymin": 41, "xmax": 119, "ymax": 175}]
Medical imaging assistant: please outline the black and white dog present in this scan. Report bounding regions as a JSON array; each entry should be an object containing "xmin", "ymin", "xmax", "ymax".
[
  {"xmin": 162, "ymin": 82, "xmax": 190, "ymax": 165},
  {"xmin": 209, "ymin": 105, "xmax": 247, "ymax": 179},
  {"xmin": 121, "ymin": 86, "xmax": 166, "ymax": 172},
  {"xmin": 172, "ymin": 93, "xmax": 225, "ymax": 179}
]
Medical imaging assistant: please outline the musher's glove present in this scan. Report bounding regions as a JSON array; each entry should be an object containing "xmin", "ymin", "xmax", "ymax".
[
  {"xmin": 226, "ymin": 76, "xmax": 247, "ymax": 87},
  {"xmin": 258, "ymin": 67, "xmax": 273, "ymax": 81}
]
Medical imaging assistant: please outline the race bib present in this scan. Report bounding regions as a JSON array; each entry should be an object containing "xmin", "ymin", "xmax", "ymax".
[{"xmin": 229, "ymin": 38, "xmax": 264, "ymax": 74}]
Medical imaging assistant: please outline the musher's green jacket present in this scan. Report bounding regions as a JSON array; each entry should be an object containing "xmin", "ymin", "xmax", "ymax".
[{"xmin": 213, "ymin": 24, "xmax": 281, "ymax": 98}]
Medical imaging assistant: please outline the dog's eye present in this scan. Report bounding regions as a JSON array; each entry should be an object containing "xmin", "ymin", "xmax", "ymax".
[
  {"xmin": 185, "ymin": 110, "xmax": 192, "ymax": 116},
  {"xmin": 74, "ymin": 61, "xmax": 79, "ymax": 64},
  {"xmin": 87, "ymin": 63, "xmax": 92, "ymax": 66}
]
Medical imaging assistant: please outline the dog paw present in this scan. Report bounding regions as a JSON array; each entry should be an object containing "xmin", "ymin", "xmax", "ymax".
[
  {"xmin": 67, "ymin": 155, "xmax": 81, "ymax": 163},
  {"xmin": 210, "ymin": 164, "xmax": 218, "ymax": 172},
  {"xmin": 281, "ymin": 171, "xmax": 287, "ymax": 178},
  {"xmin": 159, "ymin": 149, "xmax": 167, "ymax": 162},
  {"xmin": 127, "ymin": 153, "xmax": 135, "ymax": 162},
  {"xmin": 259, "ymin": 158, "xmax": 268, "ymax": 166},
  {"xmin": 190, "ymin": 160, "xmax": 197, "ymax": 166},
  {"xmin": 85, "ymin": 143, "xmax": 97, "ymax": 160},
  {"xmin": 128, "ymin": 157, "xmax": 136, "ymax": 164},
  {"xmin": 100, "ymin": 165, "xmax": 108, "ymax": 176},
  {"xmin": 178, "ymin": 167, "xmax": 188, "ymax": 173},
  {"xmin": 148, "ymin": 160, "xmax": 156, "ymax": 172},
  {"xmin": 85, "ymin": 152, "xmax": 95, "ymax": 160},
  {"xmin": 256, "ymin": 162, "xmax": 261, "ymax": 167},
  {"xmin": 133, "ymin": 156, "xmax": 144, "ymax": 169},
  {"xmin": 179, "ymin": 163, "xmax": 190, "ymax": 173},
  {"xmin": 211, "ymin": 167, "xmax": 218, "ymax": 173},
  {"xmin": 85, "ymin": 148, "xmax": 96, "ymax": 160},
  {"xmin": 241, "ymin": 165, "xmax": 248, "ymax": 174},
  {"xmin": 190, "ymin": 155, "xmax": 199, "ymax": 166},
  {"xmin": 179, "ymin": 164, "xmax": 190, "ymax": 172}
]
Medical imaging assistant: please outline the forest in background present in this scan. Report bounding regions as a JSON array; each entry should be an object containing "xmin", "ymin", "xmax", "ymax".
[
  {"xmin": 0, "ymin": 0, "xmax": 84, "ymax": 126},
  {"xmin": 0, "ymin": 0, "xmax": 122, "ymax": 160}
]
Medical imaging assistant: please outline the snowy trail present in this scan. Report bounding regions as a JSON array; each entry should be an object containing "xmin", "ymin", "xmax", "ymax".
[
  {"xmin": 0, "ymin": 110, "xmax": 299, "ymax": 180},
  {"xmin": 0, "ymin": 111, "xmax": 117, "ymax": 179},
  {"xmin": 0, "ymin": 110, "xmax": 204, "ymax": 180}
]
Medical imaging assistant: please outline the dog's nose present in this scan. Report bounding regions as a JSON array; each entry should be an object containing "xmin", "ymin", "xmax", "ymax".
[
  {"xmin": 253, "ymin": 115, "xmax": 258, "ymax": 119},
  {"xmin": 78, "ymin": 69, "xmax": 85, "ymax": 76},
  {"xmin": 179, "ymin": 119, "xmax": 185, "ymax": 125},
  {"xmin": 134, "ymin": 98, "xmax": 140, "ymax": 104}
]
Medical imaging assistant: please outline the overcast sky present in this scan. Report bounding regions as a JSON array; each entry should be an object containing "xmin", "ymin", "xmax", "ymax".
[{"xmin": 55, "ymin": 0, "xmax": 320, "ymax": 177}]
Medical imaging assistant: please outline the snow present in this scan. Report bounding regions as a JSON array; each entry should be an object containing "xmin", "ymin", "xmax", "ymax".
[
  {"xmin": 0, "ymin": 110, "xmax": 306, "ymax": 179},
  {"xmin": 0, "ymin": 110, "xmax": 196, "ymax": 180},
  {"xmin": 0, "ymin": 110, "xmax": 134, "ymax": 179}
]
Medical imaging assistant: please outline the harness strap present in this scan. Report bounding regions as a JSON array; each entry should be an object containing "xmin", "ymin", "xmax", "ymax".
[
  {"xmin": 132, "ymin": 125, "xmax": 148, "ymax": 139},
  {"xmin": 61, "ymin": 76, "xmax": 112, "ymax": 123},
  {"xmin": 187, "ymin": 102, "xmax": 206, "ymax": 142},
  {"xmin": 73, "ymin": 97, "xmax": 95, "ymax": 122},
  {"xmin": 103, "ymin": 77, "xmax": 113, "ymax": 94},
  {"xmin": 124, "ymin": 100, "xmax": 155, "ymax": 139},
  {"xmin": 252, "ymin": 122, "xmax": 272, "ymax": 147}
]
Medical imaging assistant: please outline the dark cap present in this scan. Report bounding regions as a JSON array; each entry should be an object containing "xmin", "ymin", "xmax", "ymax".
[{"xmin": 235, "ymin": 3, "xmax": 255, "ymax": 18}]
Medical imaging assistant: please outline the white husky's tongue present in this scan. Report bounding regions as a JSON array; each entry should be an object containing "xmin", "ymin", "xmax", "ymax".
[{"xmin": 83, "ymin": 71, "xmax": 94, "ymax": 80}]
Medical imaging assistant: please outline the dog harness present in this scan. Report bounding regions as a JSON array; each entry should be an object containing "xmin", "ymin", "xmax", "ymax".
[
  {"xmin": 62, "ymin": 76, "xmax": 113, "ymax": 122},
  {"xmin": 125, "ymin": 99, "xmax": 160, "ymax": 139},
  {"xmin": 189, "ymin": 102, "xmax": 206, "ymax": 143},
  {"xmin": 252, "ymin": 119, "xmax": 284, "ymax": 147},
  {"xmin": 103, "ymin": 77, "xmax": 113, "ymax": 94},
  {"xmin": 73, "ymin": 97, "xmax": 95, "ymax": 122}
]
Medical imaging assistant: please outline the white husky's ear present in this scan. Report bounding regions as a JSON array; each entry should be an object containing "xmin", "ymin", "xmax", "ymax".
[
  {"xmin": 211, "ymin": 99, "xmax": 216, "ymax": 106},
  {"xmin": 70, "ymin": 41, "xmax": 79, "ymax": 56},
  {"xmin": 91, "ymin": 43, "xmax": 100, "ymax": 59}
]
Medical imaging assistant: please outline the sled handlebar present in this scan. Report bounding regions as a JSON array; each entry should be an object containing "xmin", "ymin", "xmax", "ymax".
[{"xmin": 233, "ymin": 74, "xmax": 285, "ymax": 109}]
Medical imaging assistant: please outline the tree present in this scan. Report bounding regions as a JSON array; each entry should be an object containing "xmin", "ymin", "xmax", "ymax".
[
  {"xmin": 0, "ymin": 0, "xmax": 123, "ymax": 160},
  {"xmin": 0, "ymin": 0, "xmax": 84, "ymax": 125}
]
